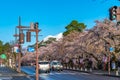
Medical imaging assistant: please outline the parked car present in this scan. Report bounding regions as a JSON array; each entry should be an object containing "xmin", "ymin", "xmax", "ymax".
[
  {"xmin": 50, "ymin": 60, "xmax": 63, "ymax": 71},
  {"xmin": 38, "ymin": 61, "xmax": 50, "ymax": 73}
]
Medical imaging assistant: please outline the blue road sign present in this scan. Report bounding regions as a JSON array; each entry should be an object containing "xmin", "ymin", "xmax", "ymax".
[
  {"xmin": 27, "ymin": 47, "xmax": 35, "ymax": 52},
  {"xmin": 109, "ymin": 47, "xmax": 115, "ymax": 52},
  {"xmin": 16, "ymin": 49, "xmax": 20, "ymax": 53}
]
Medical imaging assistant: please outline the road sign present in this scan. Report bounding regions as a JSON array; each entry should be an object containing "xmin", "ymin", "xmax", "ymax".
[
  {"xmin": 14, "ymin": 47, "xmax": 19, "ymax": 53},
  {"xmin": 0, "ymin": 54, "xmax": 7, "ymax": 59},
  {"xmin": 109, "ymin": 47, "xmax": 115, "ymax": 52},
  {"xmin": 27, "ymin": 47, "xmax": 35, "ymax": 52}
]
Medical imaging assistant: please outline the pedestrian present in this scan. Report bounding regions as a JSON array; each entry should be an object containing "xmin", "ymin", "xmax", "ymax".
[
  {"xmin": 73, "ymin": 58, "xmax": 77, "ymax": 69},
  {"xmin": 79, "ymin": 57, "xmax": 84, "ymax": 71},
  {"xmin": 102, "ymin": 55, "xmax": 107, "ymax": 71},
  {"xmin": 111, "ymin": 60, "xmax": 116, "ymax": 70},
  {"xmin": 65, "ymin": 57, "xmax": 69, "ymax": 69},
  {"xmin": 118, "ymin": 59, "xmax": 120, "ymax": 72},
  {"xmin": 89, "ymin": 58, "xmax": 93, "ymax": 72},
  {"xmin": 69, "ymin": 59, "xmax": 73, "ymax": 69},
  {"xmin": 84, "ymin": 58, "xmax": 89, "ymax": 71}
]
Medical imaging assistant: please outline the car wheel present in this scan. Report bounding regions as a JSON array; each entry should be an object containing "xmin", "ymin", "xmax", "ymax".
[
  {"xmin": 58, "ymin": 69, "xmax": 60, "ymax": 72},
  {"xmin": 48, "ymin": 70, "xmax": 50, "ymax": 73}
]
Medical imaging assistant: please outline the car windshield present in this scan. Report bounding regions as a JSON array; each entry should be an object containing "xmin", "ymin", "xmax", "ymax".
[
  {"xmin": 39, "ymin": 62, "xmax": 49, "ymax": 64},
  {"xmin": 53, "ymin": 62, "xmax": 61, "ymax": 65}
]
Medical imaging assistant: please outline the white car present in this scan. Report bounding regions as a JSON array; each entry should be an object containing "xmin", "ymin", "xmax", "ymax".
[
  {"xmin": 50, "ymin": 60, "xmax": 63, "ymax": 71},
  {"xmin": 38, "ymin": 61, "xmax": 50, "ymax": 73}
]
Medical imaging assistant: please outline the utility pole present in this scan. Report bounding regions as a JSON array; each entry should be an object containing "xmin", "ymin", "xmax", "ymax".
[
  {"xmin": 14, "ymin": 17, "xmax": 41, "ymax": 80},
  {"xmin": 13, "ymin": 17, "xmax": 22, "ymax": 72},
  {"xmin": 29, "ymin": 22, "xmax": 40, "ymax": 80},
  {"xmin": 18, "ymin": 16, "xmax": 22, "ymax": 72},
  {"xmin": 116, "ymin": 7, "xmax": 120, "ymax": 21},
  {"xmin": 108, "ymin": 51, "xmax": 111, "ymax": 75},
  {"xmin": 108, "ymin": 6, "xmax": 120, "ymax": 75},
  {"xmin": 35, "ymin": 24, "xmax": 39, "ymax": 80}
]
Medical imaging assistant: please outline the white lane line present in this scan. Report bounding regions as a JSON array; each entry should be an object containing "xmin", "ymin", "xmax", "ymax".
[
  {"xmin": 38, "ymin": 71, "xmax": 90, "ymax": 80},
  {"xmin": 39, "ymin": 75, "xmax": 55, "ymax": 80}
]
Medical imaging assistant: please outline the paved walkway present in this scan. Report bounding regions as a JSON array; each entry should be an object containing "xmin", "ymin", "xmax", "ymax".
[{"xmin": 0, "ymin": 66, "xmax": 31, "ymax": 80}]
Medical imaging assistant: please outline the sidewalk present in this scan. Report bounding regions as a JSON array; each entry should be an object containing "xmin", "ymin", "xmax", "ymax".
[
  {"xmin": 0, "ymin": 66, "xmax": 31, "ymax": 80},
  {"xmin": 64, "ymin": 68, "xmax": 120, "ymax": 78}
]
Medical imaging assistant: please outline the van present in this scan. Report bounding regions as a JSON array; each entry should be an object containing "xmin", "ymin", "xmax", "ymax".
[{"xmin": 38, "ymin": 61, "xmax": 50, "ymax": 73}]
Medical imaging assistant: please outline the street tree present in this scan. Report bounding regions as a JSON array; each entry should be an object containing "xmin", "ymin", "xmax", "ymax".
[
  {"xmin": 3, "ymin": 43, "xmax": 11, "ymax": 53},
  {"xmin": 63, "ymin": 20, "xmax": 86, "ymax": 36},
  {"xmin": 0, "ymin": 40, "xmax": 3, "ymax": 54},
  {"xmin": 21, "ymin": 19, "xmax": 120, "ymax": 69}
]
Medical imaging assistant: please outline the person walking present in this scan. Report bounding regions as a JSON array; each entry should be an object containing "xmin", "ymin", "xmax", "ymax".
[
  {"xmin": 79, "ymin": 57, "xmax": 84, "ymax": 71},
  {"xmin": 89, "ymin": 57, "xmax": 93, "ymax": 72},
  {"xmin": 102, "ymin": 55, "xmax": 107, "ymax": 71}
]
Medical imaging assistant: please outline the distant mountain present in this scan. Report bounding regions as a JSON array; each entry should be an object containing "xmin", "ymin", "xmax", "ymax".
[
  {"xmin": 43, "ymin": 33, "xmax": 63, "ymax": 42},
  {"xmin": 27, "ymin": 33, "xmax": 63, "ymax": 48}
]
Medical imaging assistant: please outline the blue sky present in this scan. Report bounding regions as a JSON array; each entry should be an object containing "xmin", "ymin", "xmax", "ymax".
[{"xmin": 0, "ymin": 0, "xmax": 120, "ymax": 47}]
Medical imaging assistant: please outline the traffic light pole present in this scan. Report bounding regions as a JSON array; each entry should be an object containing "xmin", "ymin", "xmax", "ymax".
[
  {"xmin": 13, "ymin": 17, "xmax": 40, "ymax": 80},
  {"xmin": 13, "ymin": 17, "xmax": 22, "ymax": 72},
  {"xmin": 29, "ymin": 23, "xmax": 40, "ymax": 80},
  {"xmin": 18, "ymin": 17, "xmax": 22, "ymax": 72},
  {"xmin": 35, "ymin": 28, "xmax": 39, "ymax": 80},
  {"xmin": 108, "ymin": 52, "xmax": 111, "ymax": 75},
  {"xmin": 18, "ymin": 43, "xmax": 21, "ymax": 72}
]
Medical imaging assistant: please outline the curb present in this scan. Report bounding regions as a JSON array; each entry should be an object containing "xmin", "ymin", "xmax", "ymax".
[
  {"xmin": 64, "ymin": 69, "xmax": 120, "ymax": 78},
  {"xmin": 10, "ymin": 67, "xmax": 33, "ymax": 80},
  {"xmin": 101, "ymin": 74, "xmax": 120, "ymax": 78}
]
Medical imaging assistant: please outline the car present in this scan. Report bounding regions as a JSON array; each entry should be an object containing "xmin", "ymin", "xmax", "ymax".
[
  {"xmin": 38, "ymin": 61, "xmax": 50, "ymax": 73},
  {"xmin": 50, "ymin": 60, "xmax": 63, "ymax": 71}
]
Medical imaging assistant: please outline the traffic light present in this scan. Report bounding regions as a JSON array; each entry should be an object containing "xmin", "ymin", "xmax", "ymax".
[
  {"xmin": 34, "ymin": 22, "xmax": 39, "ymax": 29},
  {"xmin": 19, "ymin": 33, "xmax": 24, "ymax": 44},
  {"xmin": 109, "ymin": 6, "xmax": 117, "ymax": 20},
  {"xmin": 26, "ymin": 31, "xmax": 31, "ymax": 42},
  {"xmin": 30, "ymin": 22, "xmax": 34, "ymax": 29}
]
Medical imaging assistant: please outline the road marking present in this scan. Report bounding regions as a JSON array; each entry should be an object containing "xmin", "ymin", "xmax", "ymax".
[
  {"xmin": 79, "ymin": 72, "xmax": 90, "ymax": 75},
  {"xmin": 39, "ymin": 75, "xmax": 55, "ymax": 80},
  {"xmin": 0, "ymin": 76, "xmax": 12, "ymax": 80}
]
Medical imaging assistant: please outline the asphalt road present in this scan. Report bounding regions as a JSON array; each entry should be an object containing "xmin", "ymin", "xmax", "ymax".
[{"xmin": 21, "ymin": 66, "xmax": 120, "ymax": 80}]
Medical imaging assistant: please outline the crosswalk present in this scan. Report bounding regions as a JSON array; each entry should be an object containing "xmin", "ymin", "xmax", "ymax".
[
  {"xmin": 0, "ymin": 77, "xmax": 12, "ymax": 80},
  {"xmin": 0, "ymin": 67, "xmax": 31, "ymax": 80},
  {"xmin": 0, "ymin": 67, "xmax": 17, "ymax": 73}
]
